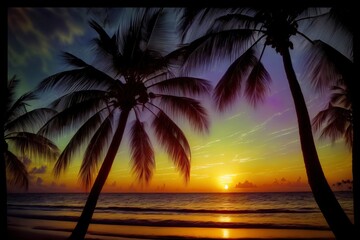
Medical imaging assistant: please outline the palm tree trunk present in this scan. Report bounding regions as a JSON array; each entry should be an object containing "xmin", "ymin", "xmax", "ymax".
[
  {"xmin": 68, "ymin": 110, "xmax": 130, "ymax": 240},
  {"xmin": 282, "ymin": 48, "xmax": 354, "ymax": 239}
]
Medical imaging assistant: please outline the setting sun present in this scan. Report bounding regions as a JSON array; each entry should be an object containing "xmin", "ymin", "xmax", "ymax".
[{"xmin": 224, "ymin": 184, "xmax": 229, "ymax": 190}]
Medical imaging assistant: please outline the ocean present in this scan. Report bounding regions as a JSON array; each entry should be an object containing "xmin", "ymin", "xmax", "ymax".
[{"xmin": 7, "ymin": 192, "xmax": 354, "ymax": 239}]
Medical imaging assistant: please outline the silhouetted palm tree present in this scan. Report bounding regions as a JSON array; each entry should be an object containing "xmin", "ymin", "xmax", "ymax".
[
  {"xmin": 1, "ymin": 75, "xmax": 60, "ymax": 238},
  {"xmin": 177, "ymin": 7, "xmax": 355, "ymax": 239},
  {"xmin": 312, "ymin": 82, "xmax": 352, "ymax": 148},
  {"xmin": 36, "ymin": 9, "xmax": 211, "ymax": 240},
  {"xmin": 306, "ymin": 6, "xmax": 359, "ymax": 231}
]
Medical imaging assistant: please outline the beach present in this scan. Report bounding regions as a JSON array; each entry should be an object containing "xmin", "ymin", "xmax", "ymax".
[
  {"xmin": 7, "ymin": 192, "xmax": 350, "ymax": 240},
  {"xmin": 8, "ymin": 217, "xmax": 335, "ymax": 240}
]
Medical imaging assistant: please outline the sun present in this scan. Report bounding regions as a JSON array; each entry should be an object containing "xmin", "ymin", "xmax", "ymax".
[{"xmin": 224, "ymin": 184, "xmax": 229, "ymax": 190}]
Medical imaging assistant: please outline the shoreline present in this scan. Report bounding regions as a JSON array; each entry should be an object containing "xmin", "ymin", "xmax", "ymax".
[{"xmin": 8, "ymin": 217, "xmax": 336, "ymax": 240}]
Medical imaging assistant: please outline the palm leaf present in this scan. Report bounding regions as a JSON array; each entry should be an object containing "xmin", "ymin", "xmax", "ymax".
[
  {"xmin": 304, "ymin": 40, "xmax": 353, "ymax": 91},
  {"xmin": 38, "ymin": 97, "xmax": 105, "ymax": 138},
  {"xmin": 179, "ymin": 8, "xmax": 235, "ymax": 41},
  {"xmin": 174, "ymin": 29, "xmax": 254, "ymax": 74},
  {"xmin": 6, "ymin": 91, "xmax": 37, "ymax": 123},
  {"xmin": 245, "ymin": 60, "xmax": 271, "ymax": 107},
  {"xmin": 312, "ymin": 105, "xmax": 331, "ymax": 133},
  {"xmin": 5, "ymin": 108, "xmax": 57, "ymax": 134},
  {"xmin": 320, "ymin": 108, "xmax": 349, "ymax": 142},
  {"xmin": 313, "ymin": 104, "xmax": 351, "ymax": 143},
  {"xmin": 53, "ymin": 110, "xmax": 105, "ymax": 177},
  {"xmin": 6, "ymin": 132, "xmax": 59, "ymax": 162},
  {"xmin": 329, "ymin": 85, "xmax": 351, "ymax": 109},
  {"xmin": 178, "ymin": 8, "xmax": 205, "ymax": 40},
  {"xmin": 89, "ymin": 19, "xmax": 118, "ymax": 56},
  {"xmin": 212, "ymin": 13, "xmax": 260, "ymax": 31},
  {"xmin": 48, "ymin": 90, "xmax": 108, "ymax": 109},
  {"xmin": 148, "ymin": 77, "xmax": 212, "ymax": 96},
  {"xmin": 130, "ymin": 119, "xmax": 155, "ymax": 183},
  {"xmin": 6, "ymin": 75, "xmax": 21, "ymax": 112},
  {"xmin": 152, "ymin": 110, "xmax": 191, "ymax": 182},
  {"xmin": 157, "ymin": 95, "xmax": 209, "ymax": 133},
  {"xmin": 36, "ymin": 53, "xmax": 115, "ymax": 93},
  {"xmin": 80, "ymin": 114, "xmax": 114, "ymax": 189},
  {"xmin": 5, "ymin": 151, "xmax": 29, "ymax": 189},
  {"xmin": 142, "ymin": 9, "xmax": 173, "ymax": 54},
  {"xmin": 213, "ymin": 48, "xmax": 257, "ymax": 111}
]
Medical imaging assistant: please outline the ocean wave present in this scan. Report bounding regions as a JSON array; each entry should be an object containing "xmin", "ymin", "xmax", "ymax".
[
  {"xmin": 8, "ymin": 204, "xmax": 318, "ymax": 214},
  {"xmin": 8, "ymin": 213, "xmax": 329, "ymax": 230}
]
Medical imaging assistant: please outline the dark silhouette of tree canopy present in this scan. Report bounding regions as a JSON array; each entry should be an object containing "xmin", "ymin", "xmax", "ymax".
[
  {"xmin": 1, "ymin": 75, "xmax": 60, "ymax": 239},
  {"xmin": 306, "ymin": 6, "xmax": 359, "ymax": 233},
  {"xmin": 35, "ymin": 9, "xmax": 211, "ymax": 240},
  {"xmin": 312, "ymin": 82, "xmax": 352, "ymax": 148},
  {"xmin": 176, "ymin": 7, "xmax": 355, "ymax": 239}
]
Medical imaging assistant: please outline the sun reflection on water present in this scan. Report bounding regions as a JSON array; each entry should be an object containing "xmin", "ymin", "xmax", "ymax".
[{"xmin": 222, "ymin": 228, "xmax": 230, "ymax": 238}]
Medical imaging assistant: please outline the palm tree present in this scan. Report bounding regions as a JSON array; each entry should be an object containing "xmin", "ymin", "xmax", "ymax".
[
  {"xmin": 1, "ymin": 75, "xmax": 60, "ymax": 239},
  {"xmin": 36, "ymin": 9, "xmax": 211, "ymax": 240},
  {"xmin": 305, "ymin": 6, "xmax": 359, "ymax": 232},
  {"xmin": 312, "ymin": 82, "xmax": 352, "ymax": 149},
  {"xmin": 176, "ymin": 7, "xmax": 355, "ymax": 239}
]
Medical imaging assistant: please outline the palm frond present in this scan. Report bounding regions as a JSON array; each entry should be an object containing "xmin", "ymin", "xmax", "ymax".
[
  {"xmin": 157, "ymin": 95, "xmax": 209, "ymax": 133},
  {"xmin": 152, "ymin": 110, "xmax": 191, "ymax": 182},
  {"xmin": 89, "ymin": 19, "xmax": 118, "ymax": 56},
  {"xmin": 48, "ymin": 89, "xmax": 108, "ymax": 110},
  {"xmin": 6, "ymin": 132, "xmax": 60, "ymax": 162},
  {"xmin": 174, "ymin": 29, "xmax": 254, "ymax": 74},
  {"xmin": 303, "ymin": 40, "xmax": 353, "ymax": 92},
  {"xmin": 142, "ymin": 9, "xmax": 176, "ymax": 54},
  {"xmin": 80, "ymin": 114, "xmax": 114, "ymax": 189},
  {"xmin": 38, "ymin": 97, "xmax": 105, "ymax": 138},
  {"xmin": 36, "ymin": 53, "xmax": 115, "ymax": 93},
  {"xmin": 179, "ymin": 8, "xmax": 235, "ymax": 42},
  {"xmin": 148, "ymin": 77, "xmax": 212, "ymax": 96},
  {"xmin": 313, "ymin": 104, "xmax": 352, "ymax": 144},
  {"xmin": 245, "ymin": 60, "xmax": 271, "ymax": 107},
  {"xmin": 212, "ymin": 13, "xmax": 260, "ymax": 31},
  {"xmin": 329, "ymin": 85, "xmax": 351, "ymax": 109},
  {"xmin": 213, "ymin": 48, "xmax": 257, "ymax": 111},
  {"xmin": 6, "ymin": 75, "xmax": 21, "ymax": 112},
  {"xmin": 53, "ymin": 110, "xmax": 104, "ymax": 177},
  {"xmin": 312, "ymin": 105, "xmax": 331, "ymax": 133},
  {"xmin": 6, "ymin": 91, "xmax": 37, "ymax": 123},
  {"xmin": 135, "ymin": 50, "xmax": 169, "ymax": 79},
  {"xmin": 178, "ymin": 8, "xmax": 206, "ymax": 40},
  {"xmin": 5, "ymin": 151, "xmax": 29, "ymax": 189},
  {"xmin": 5, "ymin": 108, "xmax": 57, "ymax": 134},
  {"xmin": 130, "ymin": 119, "xmax": 155, "ymax": 183}
]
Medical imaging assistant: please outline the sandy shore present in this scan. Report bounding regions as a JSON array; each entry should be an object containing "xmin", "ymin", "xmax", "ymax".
[{"xmin": 8, "ymin": 217, "xmax": 336, "ymax": 240}]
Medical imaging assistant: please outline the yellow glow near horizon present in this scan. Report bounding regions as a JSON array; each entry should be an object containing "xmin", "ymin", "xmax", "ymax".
[{"xmin": 224, "ymin": 184, "xmax": 229, "ymax": 190}]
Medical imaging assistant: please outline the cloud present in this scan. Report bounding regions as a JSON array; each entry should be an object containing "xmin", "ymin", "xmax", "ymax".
[
  {"xmin": 235, "ymin": 180, "xmax": 257, "ymax": 188},
  {"xmin": 30, "ymin": 165, "xmax": 47, "ymax": 174},
  {"xmin": 270, "ymin": 176, "xmax": 308, "ymax": 188},
  {"xmin": 8, "ymin": 7, "xmax": 87, "ymax": 86}
]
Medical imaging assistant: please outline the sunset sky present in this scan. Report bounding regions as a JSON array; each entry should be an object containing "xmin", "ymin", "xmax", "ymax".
[{"xmin": 7, "ymin": 7, "xmax": 352, "ymax": 193}]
